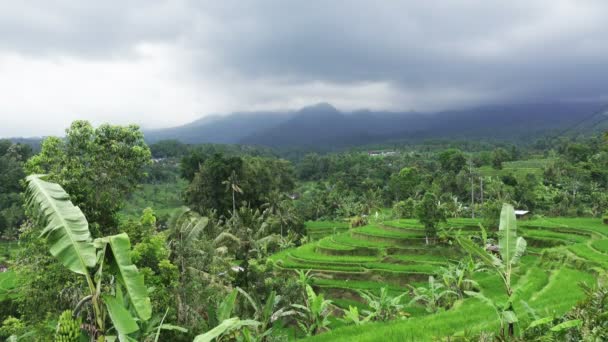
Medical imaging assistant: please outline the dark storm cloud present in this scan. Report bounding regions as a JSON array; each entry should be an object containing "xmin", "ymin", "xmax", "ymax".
[
  {"xmin": 2, "ymin": 0, "xmax": 608, "ymax": 137},
  {"xmin": 190, "ymin": 0, "xmax": 608, "ymax": 103}
]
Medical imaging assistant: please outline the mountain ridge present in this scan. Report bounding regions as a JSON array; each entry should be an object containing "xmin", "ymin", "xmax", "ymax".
[{"xmin": 144, "ymin": 101, "xmax": 608, "ymax": 147}]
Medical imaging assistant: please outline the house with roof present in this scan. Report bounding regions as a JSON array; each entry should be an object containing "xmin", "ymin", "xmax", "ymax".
[{"xmin": 514, "ymin": 210, "xmax": 530, "ymax": 220}]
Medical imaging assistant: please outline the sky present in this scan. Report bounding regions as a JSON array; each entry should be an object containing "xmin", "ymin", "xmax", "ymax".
[{"xmin": 2, "ymin": 0, "xmax": 608, "ymax": 137}]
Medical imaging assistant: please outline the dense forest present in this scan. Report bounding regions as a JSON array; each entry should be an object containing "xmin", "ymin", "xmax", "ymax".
[{"xmin": 0, "ymin": 119, "xmax": 607, "ymax": 341}]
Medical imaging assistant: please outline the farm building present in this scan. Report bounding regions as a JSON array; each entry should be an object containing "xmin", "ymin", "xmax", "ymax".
[
  {"xmin": 368, "ymin": 150, "xmax": 397, "ymax": 157},
  {"xmin": 514, "ymin": 210, "xmax": 530, "ymax": 220}
]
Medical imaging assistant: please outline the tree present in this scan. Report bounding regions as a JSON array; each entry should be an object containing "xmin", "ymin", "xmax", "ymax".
[
  {"xmin": 0, "ymin": 140, "xmax": 32, "ymax": 239},
  {"xmin": 491, "ymin": 147, "xmax": 510, "ymax": 170},
  {"xmin": 149, "ymin": 139, "xmax": 188, "ymax": 158},
  {"xmin": 389, "ymin": 167, "xmax": 421, "ymax": 200},
  {"xmin": 457, "ymin": 204, "xmax": 527, "ymax": 338},
  {"xmin": 416, "ymin": 193, "xmax": 446, "ymax": 245},
  {"xmin": 223, "ymin": 170, "xmax": 244, "ymax": 216},
  {"xmin": 392, "ymin": 199, "xmax": 415, "ymax": 219},
  {"xmin": 438, "ymin": 149, "xmax": 467, "ymax": 174},
  {"xmin": 25, "ymin": 121, "xmax": 151, "ymax": 234},
  {"xmin": 185, "ymin": 154, "xmax": 244, "ymax": 215}
]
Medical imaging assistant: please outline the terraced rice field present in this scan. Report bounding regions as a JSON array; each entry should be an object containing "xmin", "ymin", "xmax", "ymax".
[
  {"xmin": 305, "ymin": 220, "xmax": 350, "ymax": 240},
  {"xmin": 271, "ymin": 216, "xmax": 608, "ymax": 341}
]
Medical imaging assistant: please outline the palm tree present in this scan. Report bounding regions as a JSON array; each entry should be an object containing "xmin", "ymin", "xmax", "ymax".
[
  {"xmin": 262, "ymin": 190, "xmax": 286, "ymax": 216},
  {"xmin": 223, "ymin": 170, "xmax": 243, "ymax": 216}
]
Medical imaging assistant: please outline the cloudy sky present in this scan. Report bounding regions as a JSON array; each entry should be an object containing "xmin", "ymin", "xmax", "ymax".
[{"xmin": 1, "ymin": 0, "xmax": 608, "ymax": 137}]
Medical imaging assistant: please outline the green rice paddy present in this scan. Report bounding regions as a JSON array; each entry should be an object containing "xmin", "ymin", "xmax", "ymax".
[{"xmin": 271, "ymin": 216, "xmax": 608, "ymax": 341}]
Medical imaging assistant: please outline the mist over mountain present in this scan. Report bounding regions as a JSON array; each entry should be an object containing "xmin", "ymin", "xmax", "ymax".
[
  {"xmin": 144, "ymin": 101, "xmax": 608, "ymax": 147},
  {"xmin": 144, "ymin": 111, "xmax": 295, "ymax": 144}
]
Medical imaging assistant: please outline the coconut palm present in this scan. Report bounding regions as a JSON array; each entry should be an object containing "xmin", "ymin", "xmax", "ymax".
[
  {"xmin": 261, "ymin": 190, "xmax": 286, "ymax": 216},
  {"xmin": 222, "ymin": 170, "xmax": 243, "ymax": 216}
]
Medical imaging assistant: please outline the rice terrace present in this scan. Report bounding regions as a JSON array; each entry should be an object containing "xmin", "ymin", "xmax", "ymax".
[{"xmin": 275, "ymin": 214, "xmax": 606, "ymax": 341}]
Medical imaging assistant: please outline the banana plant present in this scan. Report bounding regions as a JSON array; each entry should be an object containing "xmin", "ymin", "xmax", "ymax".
[
  {"xmin": 236, "ymin": 288, "xmax": 298, "ymax": 339},
  {"xmin": 339, "ymin": 306, "xmax": 373, "ymax": 326},
  {"xmin": 25, "ymin": 175, "xmax": 152, "ymax": 341},
  {"xmin": 457, "ymin": 203, "xmax": 527, "ymax": 338},
  {"xmin": 359, "ymin": 287, "xmax": 408, "ymax": 321},
  {"xmin": 193, "ymin": 288, "xmax": 260, "ymax": 342},
  {"xmin": 408, "ymin": 276, "xmax": 457, "ymax": 313},
  {"xmin": 291, "ymin": 285, "xmax": 333, "ymax": 336}
]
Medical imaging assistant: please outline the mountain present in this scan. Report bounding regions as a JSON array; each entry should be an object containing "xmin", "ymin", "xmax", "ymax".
[
  {"xmin": 144, "ymin": 111, "xmax": 295, "ymax": 144},
  {"xmin": 144, "ymin": 101, "xmax": 608, "ymax": 147}
]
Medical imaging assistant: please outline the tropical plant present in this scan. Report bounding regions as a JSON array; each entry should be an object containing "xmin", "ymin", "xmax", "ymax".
[
  {"xmin": 523, "ymin": 282, "xmax": 608, "ymax": 341},
  {"xmin": 223, "ymin": 170, "xmax": 244, "ymax": 216},
  {"xmin": 25, "ymin": 174, "xmax": 154, "ymax": 341},
  {"xmin": 457, "ymin": 203, "xmax": 527, "ymax": 338},
  {"xmin": 339, "ymin": 306, "xmax": 373, "ymax": 326},
  {"xmin": 236, "ymin": 288, "xmax": 298, "ymax": 340},
  {"xmin": 292, "ymin": 285, "xmax": 333, "ymax": 336},
  {"xmin": 408, "ymin": 276, "xmax": 457, "ymax": 313},
  {"xmin": 193, "ymin": 288, "xmax": 260, "ymax": 342},
  {"xmin": 55, "ymin": 310, "xmax": 82, "ymax": 342},
  {"xmin": 416, "ymin": 192, "xmax": 447, "ymax": 245},
  {"xmin": 359, "ymin": 287, "xmax": 408, "ymax": 321},
  {"xmin": 438, "ymin": 260, "xmax": 481, "ymax": 299}
]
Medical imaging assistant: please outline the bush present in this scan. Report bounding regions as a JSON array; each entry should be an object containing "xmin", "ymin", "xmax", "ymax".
[
  {"xmin": 393, "ymin": 199, "xmax": 415, "ymax": 219},
  {"xmin": 350, "ymin": 216, "xmax": 368, "ymax": 228}
]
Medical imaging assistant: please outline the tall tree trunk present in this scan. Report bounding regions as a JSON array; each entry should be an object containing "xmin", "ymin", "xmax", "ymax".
[{"xmin": 232, "ymin": 189, "xmax": 236, "ymax": 216}]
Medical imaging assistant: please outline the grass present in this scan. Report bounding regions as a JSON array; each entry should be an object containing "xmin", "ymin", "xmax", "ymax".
[
  {"xmin": 278, "ymin": 216, "xmax": 607, "ymax": 341},
  {"xmin": 353, "ymin": 225, "xmax": 424, "ymax": 239},
  {"xmin": 590, "ymin": 239, "xmax": 608, "ymax": 254},
  {"xmin": 0, "ymin": 241, "xmax": 19, "ymax": 264},
  {"xmin": 0, "ymin": 270, "xmax": 17, "ymax": 301},
  {"xmin": 304, "ymin": 266, "xmax": 591, "ymax": 342}
]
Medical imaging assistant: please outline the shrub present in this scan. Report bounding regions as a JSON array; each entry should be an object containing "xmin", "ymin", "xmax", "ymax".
[
  {"xmin": 393, "ymin": 198, "xmax": 415, "ymax": 219},
  {"xmin": 350, "ymin": 216, "xmax": 368, "ymax": 228}
]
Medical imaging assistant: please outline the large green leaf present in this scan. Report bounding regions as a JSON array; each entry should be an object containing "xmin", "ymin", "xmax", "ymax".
[
  {"xmin": 193, "ymin": 317, "xmax": 239, "ymax": 342},
  {"xmin": 193, "ymin": 318, "xmax": 260, "ymax": 342},
  {"xmin": 498, "ymin": 204, "xmax": 518, "ymax": 266},
  {"xmin": 526, "ymin": 316, "xmax": 553, "ymax": 330},
  {"xmin": 102, "ymin": 233, "xmax": 152, "ymax": 320},
  {"xmin": 25, "ymin": 175, "xmax": 96, "ymax": 275},
  {"xmin": 456, "ymin": 236, "xmax": 502, "ymax": 269},
  {"xmin": 103, "ymin": 294, "xmax": 139, "ymax": 335},
  {"xmin": 510, "ymin": 236, "xmax": 527, "ymax": 266},
  {"xmin": 217, "ymin": 289, "xmax": 238, "ymax": 322},
  {"xmin": 550, "ymin": 319, "xmax": 582, "ymax": 332}
]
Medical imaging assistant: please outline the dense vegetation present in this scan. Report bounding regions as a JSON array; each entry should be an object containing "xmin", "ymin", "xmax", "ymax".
[{"xmin": 1, "ymin": 120, "xmax": 608, "ymax": 341}]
